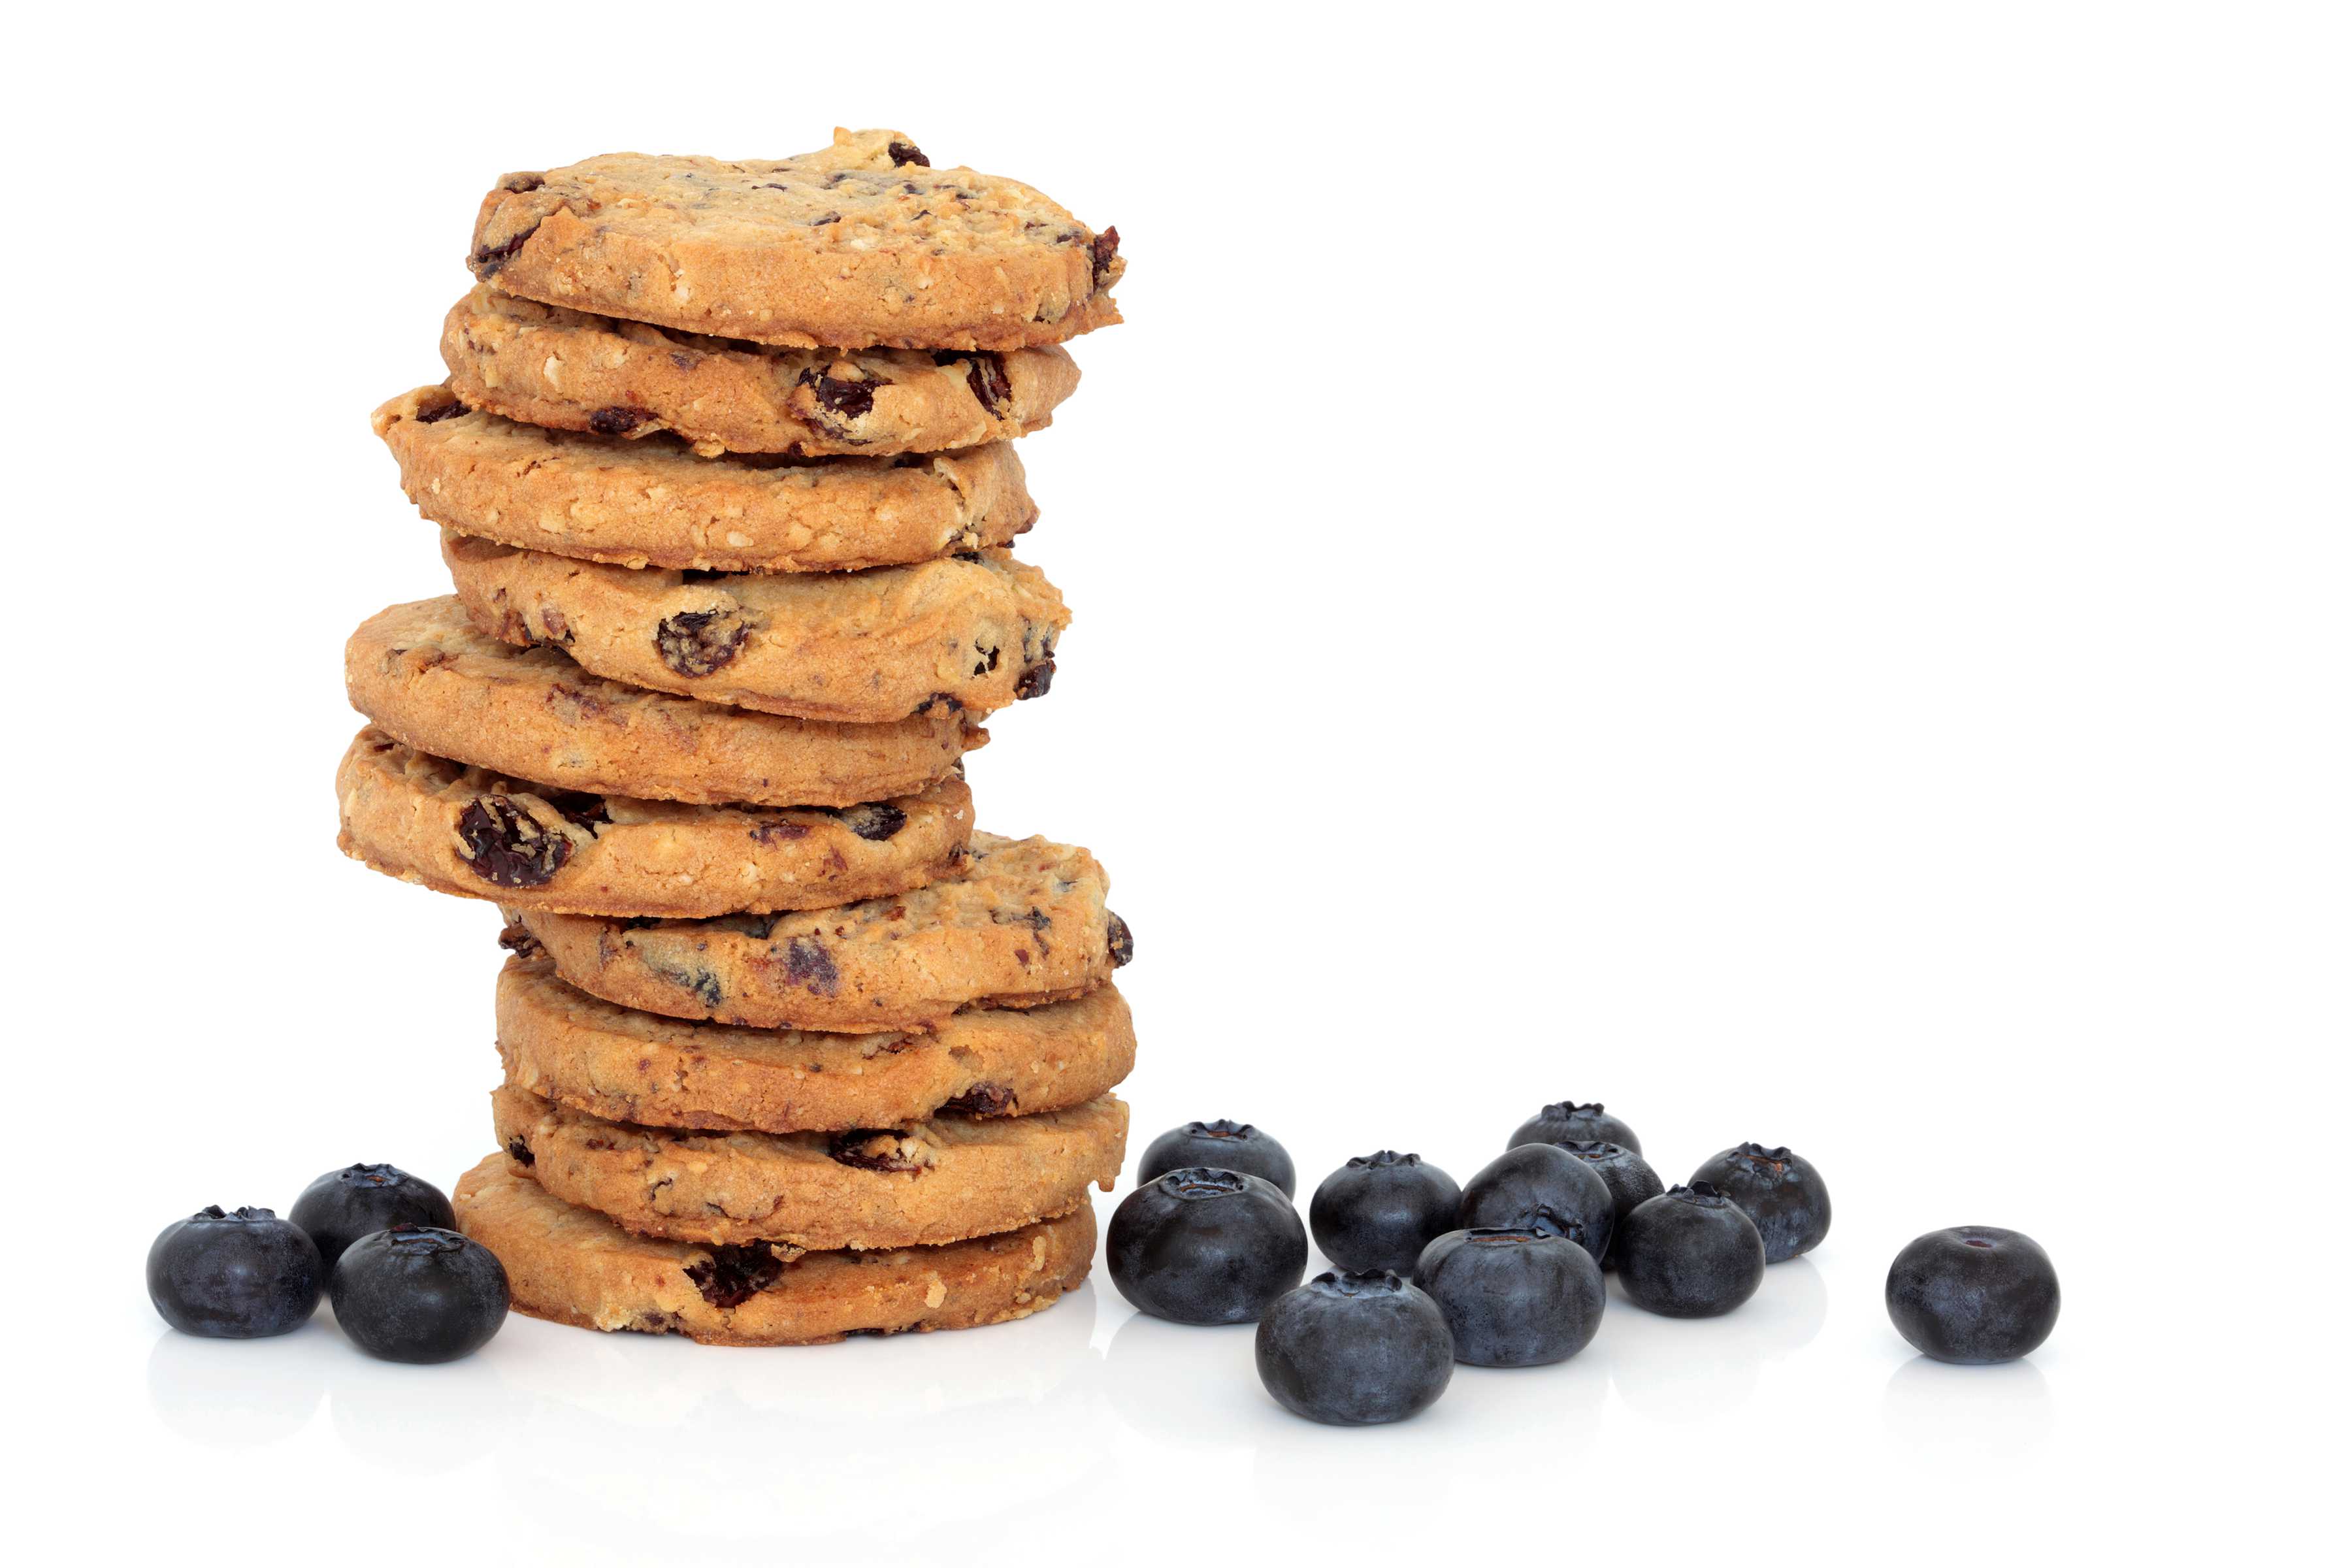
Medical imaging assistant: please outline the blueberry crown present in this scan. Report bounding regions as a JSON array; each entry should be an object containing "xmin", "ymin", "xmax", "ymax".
[
  {"xmin": 338, "ymin": 1162, "xmax": 410, "ymax": 1188},
  {"xmin": 1562, "ymin": 1139, "xmax": 1627, "ymax": 1161},
  {"xmin": 191, "ymin": 1205, "xmax": 278, "ymax": 1224},
  {"xmin": 1469, "ymin": 1204, "xmax": 1584, "ymax": 1245},
  {"xmin": 382, "ymin": 1224, "xmax": 468, "ymax": 1254},
  {"xmin": 1541, "ymin": 1100, "xmax": 1605, "ymax": 1116},
  {"xmin": 1671, "ymin": 1182, "xmax": 1731, "ymax": 1207},
  {"xmin": 1347, "ymin": 1150, "xmax": 1419, "ymax": 1169},
  {"xmin": 1308, "ymin": 1270, "xmax": 1409, "ymax": 1298},
  {"xmin": 1160, "ymin": 1166, "xmax": 1249, "ymax": 1198},
  {"xmin": 1186, "ymin": 1120, "xmax": 1256, "ymax": 1140},
  {"xmin": 1734, "ymin": 1142, "xmax": 1793, "ymax": 1165}
]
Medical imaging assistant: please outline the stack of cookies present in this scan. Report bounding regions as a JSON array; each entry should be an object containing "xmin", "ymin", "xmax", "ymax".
[{"xmin": 336, "ymin": 129, "xmax": 1134, "ymax": 1346}]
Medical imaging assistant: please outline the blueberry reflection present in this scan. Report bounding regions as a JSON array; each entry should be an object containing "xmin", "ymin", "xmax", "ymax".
[
  {"xmin": 1880, "ymin": 1352, "xmax": 2053, "ymax": 1454},
  {"xmin": 146, "ymin": 1325, "xmax": 327, "ymax": 1446}
]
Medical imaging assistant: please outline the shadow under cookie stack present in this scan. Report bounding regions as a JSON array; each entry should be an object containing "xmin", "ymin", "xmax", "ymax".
[{"xmin": 336, "ymin": 129, "xmax": 1134, "ymax": 1346}]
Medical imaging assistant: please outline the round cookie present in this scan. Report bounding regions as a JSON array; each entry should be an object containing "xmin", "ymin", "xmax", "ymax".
[
  {"xmin": 374, "ymin": 385, "xmax": 1039, "ymax": 574},
  {"xmin": 472, "ymin": 129, "xmax": 1122, "ymax": 351},
  {"xmin": 491, "ymin": 1084, "xmax": 1128, "ymax": 1251},
  {"xmin": 440, "ymin": 288, "xmax": 1081, "ymax": 456},
  {"xmin": 346, "ymin": 597, "xmax": 982, "ymax": 808},
  {"xmin": 454, "ymin": 1156, "xmax": 1094, "ymax": 1346},
  {"xmin": 508, "ymin": 832, "xmax": 1130, "ymax": 1031},
  {"xmin": 495, "ymin": 953, "xmax": 1135, "ymax": 1132},
  {"xmin": 444, "ymin": 532, "xmax": 1067, "ymax": 723},
  {"xmin": 336, "ymin": 730, "xmax": 972, "ymax": 917}
]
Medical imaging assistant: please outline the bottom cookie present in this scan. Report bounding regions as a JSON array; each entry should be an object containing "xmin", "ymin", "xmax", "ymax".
[{"xmin": 453, "ymin": 1154, "xmax": 1094, "ymax": 1346}]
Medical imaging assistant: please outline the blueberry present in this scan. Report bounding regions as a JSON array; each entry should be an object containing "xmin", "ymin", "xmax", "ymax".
[
  {"xmin": 1509, "ymin": 1099, "xmax": 1640, "ymax": 1154},
  {"xmin": 1558, "ymin": 1141, "xmax": 1664, "ymax": 1267},
  {"xmin": 330, "ymin": 1225, "xmax": 510, "ymax": 1364},
  {"xmin": 1689, "ymin": 1143, "xmax": 1831, "ymax": 1264},
  {"xmin": 146, "ymin": 1205, "xmax": 322, "ymax": 1338},
  {"xmin": 289, "ymin": 1163, "xmax": 457, "ymax": 1271},
  {"xmin": 1307, "ymin": 1151, "xmax": 1462, "ymax": 1275},
  {"xmin": 1254, "ymin": 1271, "xmax": 1454, "ymax": 1425},
  {"xmin": 1414, "ymin": 1216, "xmax": 1606, "ymax": 1367},
  {"xmin": 1886, "ymin": 1226, "xmax": 2060, "ymax": 1364},
  {"xmin": 1106, "ymin": 1166, "xmax": 1307, "ymax": 1325},
  {"xmin": 1137, "ymin": 1120, "xmax": 1296, "ymax": 1197},
  {"xmin": 1615, "ymin": 1182, "xmax": 1766, "ymax": 1317},
  {"xmin": 1458, "ymin": 1142, "xmax": 1614, "ymax": 1266}
]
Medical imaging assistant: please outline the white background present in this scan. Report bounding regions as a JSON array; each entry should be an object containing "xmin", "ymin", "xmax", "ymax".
[{"xmin": 8, "ymin": 3, "xmax": 2343, "ymax": 1561}]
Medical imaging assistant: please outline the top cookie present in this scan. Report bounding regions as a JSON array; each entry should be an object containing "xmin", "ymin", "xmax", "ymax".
[{"xmin": 471, "ymin": 129, "xmax": 1124, "ymax": 351}]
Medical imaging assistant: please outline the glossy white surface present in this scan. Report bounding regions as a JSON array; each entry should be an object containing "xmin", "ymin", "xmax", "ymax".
[{"xmin": 14, "ymin": 3, "xmax": 2340, "ymax": 1560}]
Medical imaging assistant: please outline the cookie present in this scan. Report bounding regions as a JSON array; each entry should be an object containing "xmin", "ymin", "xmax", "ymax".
[
  {"xmin": 336, "ymin": 729, "xmax": 972, "ymax": 917},
  {"xmin": 454, "ymin": 1155, "xmax": 1092, "ymax": 1345},
  {"xmin": 495, "ymin": 953, "xmax": 1134, "ymax": 1132},
  {"xmin": 491, "ymin": 1083, "xmax": 1128, "ymax": 1250},
  {"xmin": 439, "ymin": 287, "xmax": 1081, "ymax": 456},
  {"xmin": 507, "ymin": 832, "xmax": 1130, "ymax": 1031},
  {"xmin": 346, "ymin": 597, "xmax": 982, "ymax": 808},
  {"xmin": 371, "ymin": 387, "xmax": 1035, "ymax": 576},
  {"xmin": 470, "ymin": 129, "xmax": 1122, "ymax": 351},
  {"xmin": 374, "ymin": 385, "xmax": 1038, "ymax": 574},
  {"xmin": 443, "ymin": 532, "xmax": 1066, "ymax": 724}
]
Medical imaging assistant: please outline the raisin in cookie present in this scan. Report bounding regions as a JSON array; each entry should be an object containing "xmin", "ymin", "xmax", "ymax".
[
  {"xmin": 470, "ymin": 129, "xmax": 1122, "ymax": 351},
  {"xmin": 336, "ymin": 729, "xmax": 972, "ymax": 917},
  {"xmin": 507, "ymin": 832, "xmax": 1130, "ymax": 1031},
  {"xmin": 497, "ymin": 953, "xmax": 1134, "ymax": 1132},
  {"xmin": 346, "ymin": 597, "xmax": 982, "ymax": 808},
  {"xmin": 443, "ymin": 532, "xmax": 1066, "ymax": 724},
  {"xmin": 455, "ymin": 1156, "xmax": 1092, "ymax": 1345},
  {"xmin": 374, "ymin": 385, "xmax": 1037, "ymax": 574},
  {"xmin": 440, "ymin": 289, "xmax": 1080, "ymax": 456},
  {"xmin": 491, "ymin": 1083, "xmax": 1128, "ymax": 1251}
]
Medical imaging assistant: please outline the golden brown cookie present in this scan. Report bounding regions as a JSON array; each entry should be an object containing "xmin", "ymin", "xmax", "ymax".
[
  {"xmin": 345, "ymin": 597, "xmax": 983, "ymax": 808},
  {"xmin": 439, "ymin": 288, "xmax": 1081, "ymax": 456},
  {"xmin": 491, "ymin": 1084, "xmax": 1128, "ymax": 1250},
  {"xmin": 471, "ymin": 129, "xmax": 1122, "ymax": 351},
  {"xmin": 374, "ymin": 385, "xmax": 1038, "ymax": 574},
  {"xmin": 336, "ymin": 730, "xmax": 972, "ymax": 917},
  {"xmin": 454, "ymin": 1156, "xmax": 1094, "ymax": 1345},
  {"xmin": 495, "ymin": 953, "xmax": 1134, "ymax": 1132},
  {"xmin": 443, "ymin": 532, "xmax": 1067, "ymax": 723},
  {"xmin": 507, "ymin": 832, "xmax": 1130, "ymax": 1031}
]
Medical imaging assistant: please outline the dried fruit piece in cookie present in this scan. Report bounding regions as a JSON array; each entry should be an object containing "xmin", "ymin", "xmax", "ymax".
[
  {"xmin": 489, "ymin": 1084, "xmax": 1128, "ymax": 1250},
  {"xmin": 345, "ymin": 598, "xmax": 983, "ymax": 809},
  {"xmin": 495, "ymin": 953, "xmax": 1135, "ymax": 1132},
  {"xmin": 453, "ymin": 1156, "xmax": 1094, "ymax": 1346},
  {"xmin": 438, "ymin": 289, "xmax": 1081, "ymax": 456},
  {"xmin": 469, "ymin": 129, "xmax": 1122, "ymax": 351},
  {"xmin": 444, "ymin": 533, "xmax": 1068, "ymax": 724},
  {"xmin": 508, "ymin": 832, "xmax": 1122, "ymax": 1031},
  {"xmin": 336, "ymin": 729, "xmax": 973, "ymax": 917},
  {"xmin": 374, "ymin": 386, "xmax": 1039, "ymax": 574}
]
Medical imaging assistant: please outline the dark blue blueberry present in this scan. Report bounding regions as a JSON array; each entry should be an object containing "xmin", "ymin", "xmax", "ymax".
[
  {"xmin": 1689, "ymin": 1143, "xmax": 1831, "ymax": 1264},
  {"xmin": 1558, "ymin": 1141, "xmax": 1664, "ymax": 1267},
  {"xmin": 1106, "ymin": 1166, "xmax": 1307, "ymax": 1325},
  {"xmin": 1509, "ymin": 1099, "xmax": 1641, "ymax": 1154},
  {"xmin": 1414, "ymin": 1216, "xmax": 1605, "ymax": 1367},
  {"xmin": 330, "ymin": 1225, "xmax": 510, "ymax": 1364},
  {"xmin": 146, "ymin": 1205, "xmax": 322, "ymax": 1338},
  {"xmin": 1254, "ymin": 1271, "xmax": 1454, "ymax": 1425},
  {"xmin": 1137, "ymin": 1120, "xmax": 1296, "ymax": 1197},
  {"xmin": 1616, "ymin": 1183, "xmax": 1766, "ymax": 1317},
  {"xmin": 1307, "ymin": 1151, "xmax": 1462, "ymax": 1275},
  {"xmin": 1458, "ymin": 1142, "xmax": 1614, "ymax": 1266},
  {"xmin": 289, "ymin": 1163, "xmax": 456, "ymax": 1272},
  {"xmin": 1886, "ymin": 1227, "xmax": 2060, "ymax": 1364}
]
